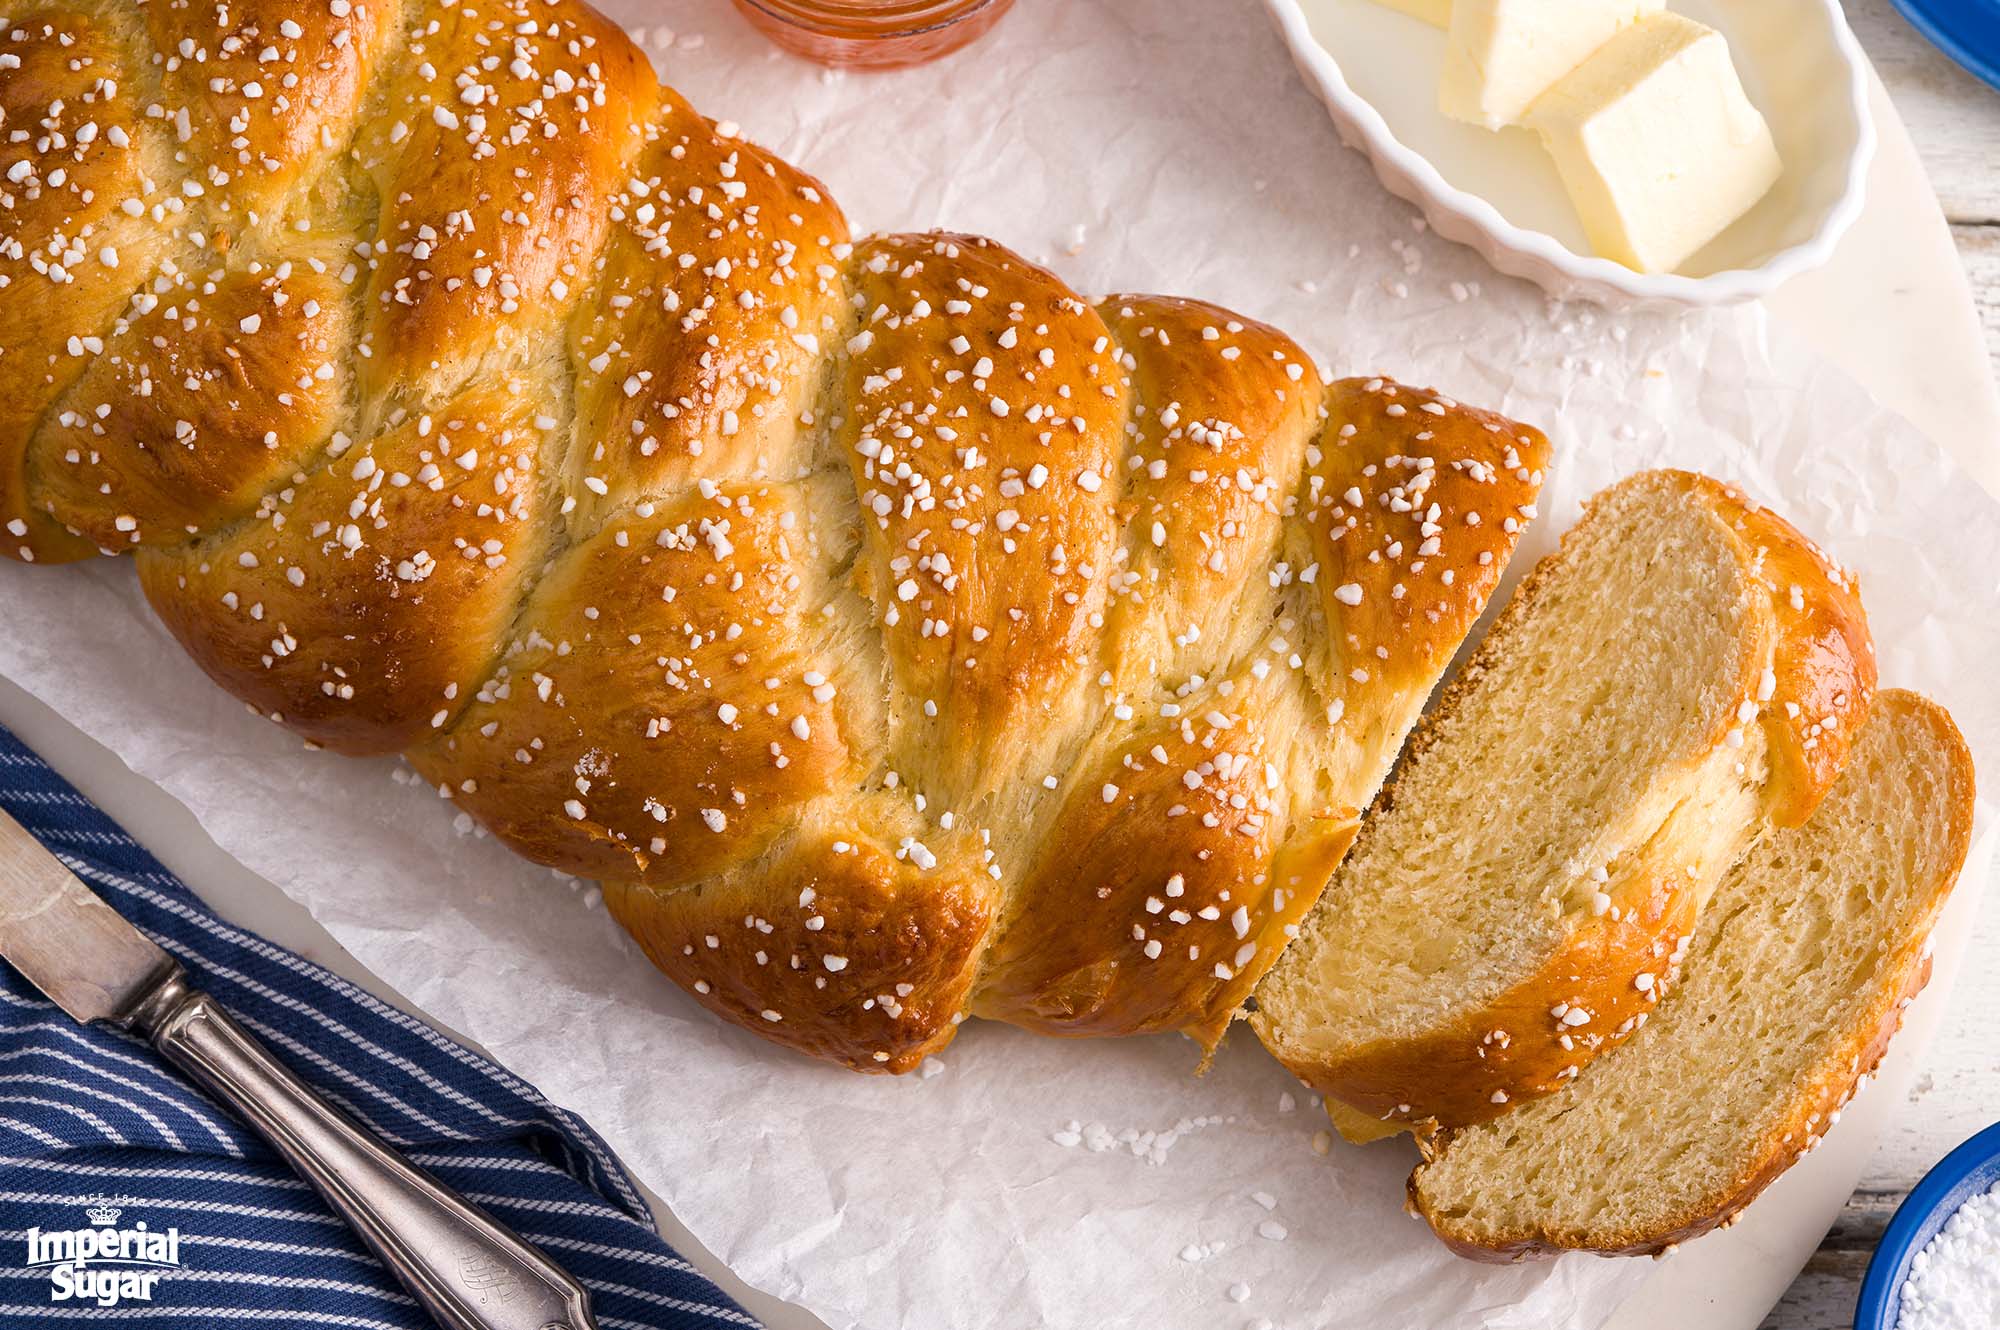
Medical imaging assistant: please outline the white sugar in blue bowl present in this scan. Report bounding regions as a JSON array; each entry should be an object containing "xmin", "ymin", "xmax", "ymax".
[{"xmin": 1856, "ymin": 1121, "xmax": 2000, "ymax": 1329}]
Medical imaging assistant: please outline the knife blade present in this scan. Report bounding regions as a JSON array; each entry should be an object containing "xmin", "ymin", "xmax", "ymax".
[
  {"xmin": 0, "ymin": 806, "xmax": 178, "ymax": 1025},
  {"xmin": 0, "ymin": 801, "xmax": 596, "ymax": 1330}
]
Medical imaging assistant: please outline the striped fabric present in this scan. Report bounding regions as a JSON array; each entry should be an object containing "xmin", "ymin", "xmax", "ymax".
[{"xmin": 0, "ymin": 724, "xmax": 757, "ymax": 1328}]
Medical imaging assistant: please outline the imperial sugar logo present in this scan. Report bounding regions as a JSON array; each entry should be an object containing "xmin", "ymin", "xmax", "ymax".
[{"xmin": 22, "ymin": 1197, "xmax": 183, "ymax": 1307}]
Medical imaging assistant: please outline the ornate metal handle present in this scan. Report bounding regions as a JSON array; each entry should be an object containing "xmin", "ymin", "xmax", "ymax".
[{"xmin": 128, "ymin": 971, "xmax": 593, "ymax": 1330}]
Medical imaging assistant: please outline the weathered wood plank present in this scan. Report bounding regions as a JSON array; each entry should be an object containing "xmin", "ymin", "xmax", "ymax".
[
  {"xmin": 1761, "ymin": 1263, "xmax": 1867, "ymax": 1330},
  {"xmin": 1847, "ymin": 0, "xmax": 2000, "ymax": 225},
  {"xmin": 1955, "ymin": 223, "xmax": 2000, "ymax": 385},
  {"xmin": 1761, "ymin": 1192, "xmax": 1903, "ymax": 1328}
]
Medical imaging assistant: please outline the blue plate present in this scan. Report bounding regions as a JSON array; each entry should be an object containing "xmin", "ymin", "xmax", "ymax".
[
  {"xmin": 1890, "ymin": 0, "xmax": 2000, "ymax": 92},
  {"xmin": 1854, "ymin": 1119, "xmax": 2000, "ymax": 1328}
]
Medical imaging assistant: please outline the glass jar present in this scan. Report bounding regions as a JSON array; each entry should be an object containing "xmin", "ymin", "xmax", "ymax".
[{"xmin": 731, "ymin": 0, "xmax": 1015, "ymax": 69}]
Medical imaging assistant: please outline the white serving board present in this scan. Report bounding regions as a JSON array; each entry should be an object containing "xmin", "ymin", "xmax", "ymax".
[
  {"xmin": 0, "ymin": 35, "xmax": 1993, "ymax": 1330},
  {"xmin": 1605, "ymin": 68, "xmax": 2000, "ymax": 1330}
]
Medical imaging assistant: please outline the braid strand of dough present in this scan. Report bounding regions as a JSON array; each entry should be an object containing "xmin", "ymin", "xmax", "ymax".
[{"xmin": 0, "ymin": 0, "xmax": 1549, "ymax": 1070}]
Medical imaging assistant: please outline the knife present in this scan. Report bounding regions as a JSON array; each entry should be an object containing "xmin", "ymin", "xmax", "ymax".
[{"xmin": 0, "ymin": 805, "xmax": 595, "ymax": 1330}]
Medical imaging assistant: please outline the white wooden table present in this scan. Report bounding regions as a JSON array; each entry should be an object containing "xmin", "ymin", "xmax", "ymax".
[{"xmin": 1763, "ymin": 5, "xmax": 2000, "ymax": 1325}]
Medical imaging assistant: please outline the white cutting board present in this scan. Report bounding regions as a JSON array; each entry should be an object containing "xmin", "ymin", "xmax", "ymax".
[{"xmin": 0, "ymin": 57, "xmax": 1992, "ymax": 1330}]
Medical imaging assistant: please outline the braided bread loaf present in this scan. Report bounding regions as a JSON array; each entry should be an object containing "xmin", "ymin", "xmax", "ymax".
[{"xmin": 0, "ymin": 0, "xmax": 1550, "ymax": 1071}]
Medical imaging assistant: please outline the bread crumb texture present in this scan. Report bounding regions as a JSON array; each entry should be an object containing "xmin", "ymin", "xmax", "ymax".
[{"xmin": 1410, "ymin": 690, "xmax": 1973, "ymax": 1258}]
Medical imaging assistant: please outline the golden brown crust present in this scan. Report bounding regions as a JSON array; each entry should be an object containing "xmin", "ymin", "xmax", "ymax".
[
  {"xmin": 1412, "ymin": 691, "xmax": 1974, "ymax": 1259},
  {"xmin": 145, "ymin": 0, "xmax": 395, "ymax": 222},
  {"xmin": 0, "ymin": 7, "xmax": 154, "ymax": 564},
  {"xmin": 969, "ymin": 296, "xmax": 1331, "ymax": 1042},
  {"xmin": 353, "ymin": 0, "xmax": 659, "ymax": 388},
  {"xmin": 607, "ymin": 809, "xmax": 998, "ymax": 1073},
  {"xmin": 1306, "ymin": 377, "xmax": 1552, "ymax": 720},
  {"xmin": 1693, "ymin": 475, "xmax": 1878, "ymax": 827},
  {"xmin": 1092, "ymin": 295, "xmax": 1323, "ymax": 686},
  {"xmin": 564, "ymin": 94, "xmax": 851, "ymax": 529},
  {"xmin": 137, "ymin": 382, "xmax": 555, "ymax": 754},
  {"xmin": 7, "ymin": 0, "xmax": 1553, "ymax": 1072},
  {"xmin": 973, "ymin": 666, "xmax": 1358, "ymax": 1042},
  {"xmin": 406, "ymin": 482, "xmax": 851, "ymax": 886},
  {"xmin": 836, "ymin": 232, "xmax": 1129, "ymax": 802},
  {"xmin": 31, "ymin": 265, "xmax": 351, "ymax": 548}
]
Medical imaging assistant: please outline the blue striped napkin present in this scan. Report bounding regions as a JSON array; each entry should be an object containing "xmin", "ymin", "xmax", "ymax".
[{"xmin": 0, "ymin": 723, "xmax": 757, "ymax": 1328}]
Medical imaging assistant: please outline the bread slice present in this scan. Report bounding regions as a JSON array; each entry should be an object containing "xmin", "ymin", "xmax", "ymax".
[
  {"xmin": 1251, "ymin": 470, "xmax": 1875, "ymax": 1135},
  {"xmin": 1410, "ymin": 689, "xmax": 1975, "ymax": 1258}
]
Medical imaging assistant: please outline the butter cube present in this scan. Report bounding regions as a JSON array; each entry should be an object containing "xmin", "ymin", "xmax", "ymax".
[
  {"xmin": 1527, "ymin": 13, "xmax": 1781, "ymax": 273},
  {"xmin": 1370, "ymin": 0, "xmax": 1451, "ymax": 26},
  {"xmin": 1440, "ymin": 0, "xmax": 1662, "ymax": 130}
]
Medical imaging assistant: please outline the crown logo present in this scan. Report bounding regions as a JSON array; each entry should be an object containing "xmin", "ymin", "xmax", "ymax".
[{"xmin": 85, "ymin": 1203, "xmax": 121, "ymax": 1227}]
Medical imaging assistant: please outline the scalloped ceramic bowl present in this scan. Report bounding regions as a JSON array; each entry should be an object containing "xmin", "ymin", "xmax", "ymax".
[{"xmin": 1264, "ymin": 0, "xmax": 1876, "ymax": 306}]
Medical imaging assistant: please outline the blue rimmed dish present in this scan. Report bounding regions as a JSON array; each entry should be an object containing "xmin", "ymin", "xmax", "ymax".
[
  {"xmin": 1890, "ymin": 1, "xmax": 2000, "ymax": 93},
  {"xmin": 1854, "ymin": 1119, "xmax": 2000, "ymax": 1329}
]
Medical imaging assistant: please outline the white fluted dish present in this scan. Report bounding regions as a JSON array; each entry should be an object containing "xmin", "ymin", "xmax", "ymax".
[{"xmin": 1264, "ymin": 0, "xmax": 1875, "ymax": 307}]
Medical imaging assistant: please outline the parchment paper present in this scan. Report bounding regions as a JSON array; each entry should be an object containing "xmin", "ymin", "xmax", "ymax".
[{"xmin": 3, "ymin": 3, "xmax": 1997, "ymax": 1327}]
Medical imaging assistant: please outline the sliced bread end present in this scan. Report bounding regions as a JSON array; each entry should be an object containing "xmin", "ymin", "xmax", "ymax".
[
  {"xmin": 1409, "ymin": 688, "xmax": 1974, "ymax": 1259},
  {"xmin": 1256, "ymin": 471, "xmax": 1875, "ymax": 1132}
]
